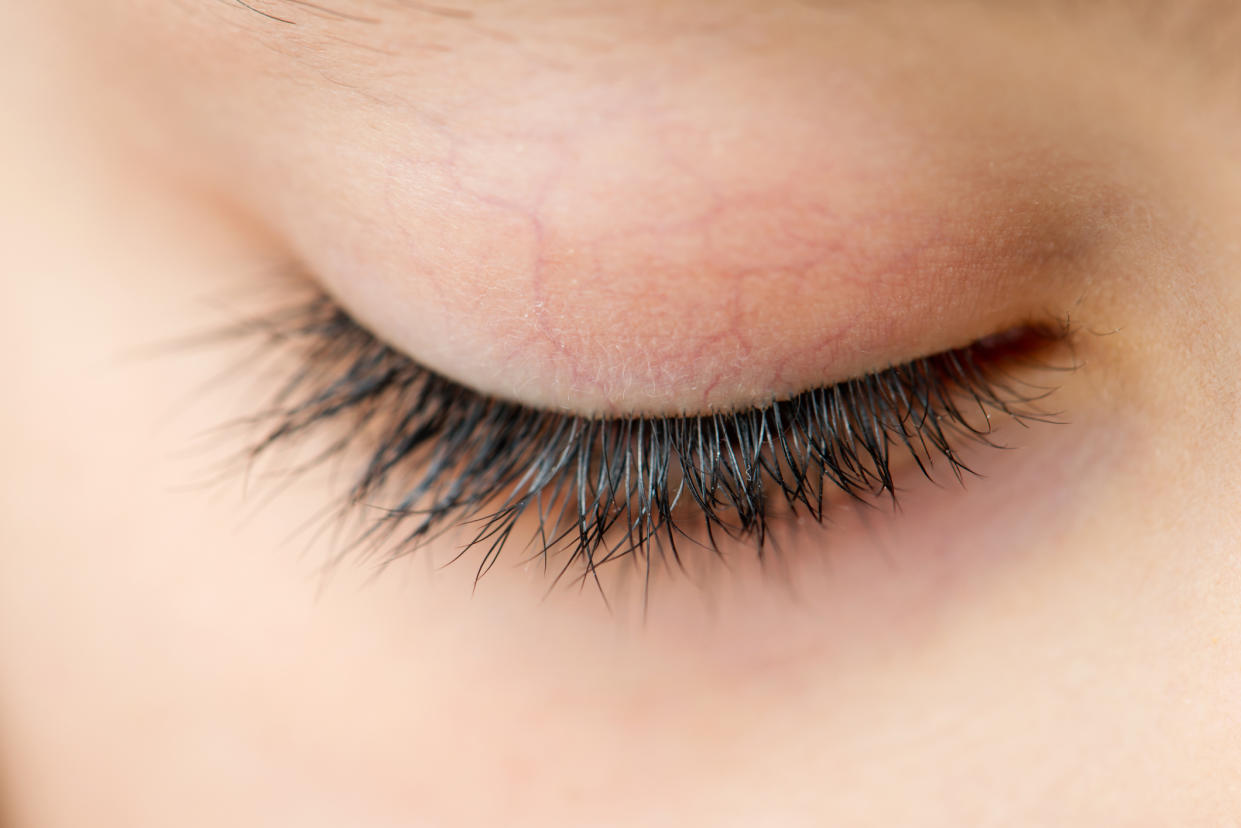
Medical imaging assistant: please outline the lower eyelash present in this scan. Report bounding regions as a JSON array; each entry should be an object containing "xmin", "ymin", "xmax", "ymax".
[{"xmin": 210, "ymin": 290, "xmax": 1072, "ymax": 594}]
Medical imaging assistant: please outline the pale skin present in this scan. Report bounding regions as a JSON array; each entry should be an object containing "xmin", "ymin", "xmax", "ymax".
[{"xmin": 3, "ymin": 1, "xmax": 1241, "ymax": 825}]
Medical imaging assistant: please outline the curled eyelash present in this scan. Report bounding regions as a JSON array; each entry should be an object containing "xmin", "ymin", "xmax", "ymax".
[{"xmin": 212, "ymin": 292, "xmax": 1071, "ymax": 592}]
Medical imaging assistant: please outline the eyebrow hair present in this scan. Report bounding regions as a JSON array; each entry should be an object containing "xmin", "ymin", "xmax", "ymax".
[
  {"xmin": 229, "ymin": 0, "xmax": 1241, "ymax": 38},
  {"xmin": 228, "ymin": 0, "xmax": 472, "ymax": 25},
  {"xmin": 227, "ymin": 0, "xmax": 1241, "ymax": 95}
]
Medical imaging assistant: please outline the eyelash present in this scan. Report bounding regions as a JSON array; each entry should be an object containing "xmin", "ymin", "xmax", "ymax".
[{"xmin": 217, "ymin": 290, "xmax": 1071, "ymax": 594}]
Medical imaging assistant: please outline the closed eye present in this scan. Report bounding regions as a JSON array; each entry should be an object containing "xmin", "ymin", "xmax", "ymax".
[{"xmin": 210, "ymin": 288, "xmax": 1074, "ymax": 599}]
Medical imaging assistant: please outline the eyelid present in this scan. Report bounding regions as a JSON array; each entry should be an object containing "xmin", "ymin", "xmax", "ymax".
[
  {"xmin": 208, "ymin": 289, "xmax": 1073, "ymax": 592},
  {"xmin": 289, "ymin": 100, "xmax": 1103, "ymax": 420}
]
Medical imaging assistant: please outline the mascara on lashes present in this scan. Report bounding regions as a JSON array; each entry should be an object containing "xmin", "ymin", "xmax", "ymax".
[{"xmin": 221, "ymin": 292, "xmax": 1070, "ymax": 588}]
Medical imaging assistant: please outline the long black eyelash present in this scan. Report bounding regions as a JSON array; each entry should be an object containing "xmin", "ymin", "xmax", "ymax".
[{"xmin": 216, "ymin": 292, "xmax": 1069, "ymax": 591}]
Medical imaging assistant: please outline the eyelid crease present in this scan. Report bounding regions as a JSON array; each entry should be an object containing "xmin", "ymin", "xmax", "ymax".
[{"xmin": 204, "ymin": 289, "xmax": 1074, "ymax": 599}]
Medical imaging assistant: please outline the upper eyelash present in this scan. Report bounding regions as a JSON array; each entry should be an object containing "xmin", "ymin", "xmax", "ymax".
[{"xmin": 214, "ymin": 291, "xmax": 1071, "ymax": 595}]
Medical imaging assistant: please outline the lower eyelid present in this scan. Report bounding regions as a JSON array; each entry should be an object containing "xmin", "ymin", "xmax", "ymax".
[{"xmin": 200, "ymin": 289, "xmax": 1074, "ymax": 599}]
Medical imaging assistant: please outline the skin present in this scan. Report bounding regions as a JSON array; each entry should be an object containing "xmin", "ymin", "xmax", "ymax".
[{"xmin": 3, "ymin": 0, "xmax": 1241, "ymax": 824}]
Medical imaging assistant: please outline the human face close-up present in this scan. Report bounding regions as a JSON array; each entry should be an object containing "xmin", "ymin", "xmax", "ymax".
[{"xmin": 3, "ymin": 1, "xmax": 1241, "ymax": 825}]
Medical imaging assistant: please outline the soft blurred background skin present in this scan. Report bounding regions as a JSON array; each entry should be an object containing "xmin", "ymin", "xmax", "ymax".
[{"xmin": 3, "ymin": 1, "xmax": 1241, "ymax": 825}]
